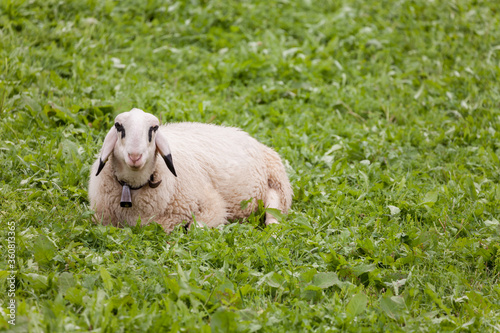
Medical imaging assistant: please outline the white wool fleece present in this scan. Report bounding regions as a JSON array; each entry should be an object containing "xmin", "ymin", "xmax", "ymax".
[{"xmin": 88, "ymin": 108, "xmax": 293, "ymax": 233}]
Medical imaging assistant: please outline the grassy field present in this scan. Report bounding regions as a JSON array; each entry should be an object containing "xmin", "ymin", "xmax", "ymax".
[{"xmin": 1, "ymin": 0, "xmax": 500, "ymax": 331}]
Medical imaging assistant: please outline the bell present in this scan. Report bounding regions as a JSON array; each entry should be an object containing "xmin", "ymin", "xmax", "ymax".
[{"xmin": 120, "ymin": 185, "xmax": 132, "ymax": 208}]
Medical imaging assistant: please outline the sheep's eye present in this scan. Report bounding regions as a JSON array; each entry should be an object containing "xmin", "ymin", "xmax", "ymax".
[
  {"xmin": 115, "ymin": 123, "xmax": 125, "ymax": 139},
  {"xmin": 148, "ymin": 125, "xmax": 159, "ymax": 142}
]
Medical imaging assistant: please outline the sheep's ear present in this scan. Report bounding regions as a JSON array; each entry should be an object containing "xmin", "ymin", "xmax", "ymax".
[
  {"xmin": 96, "ymin": 126, "xmax": 118, "ymax": 176},
  {"xmin": 155, "ymin": 130, "xmax": 177, "ymax": 177}
]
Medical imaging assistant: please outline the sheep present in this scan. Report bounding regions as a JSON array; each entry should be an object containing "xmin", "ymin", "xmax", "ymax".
[{"xmin": 88, "ymin": 108, "xmax": 293, "ymax": 233}]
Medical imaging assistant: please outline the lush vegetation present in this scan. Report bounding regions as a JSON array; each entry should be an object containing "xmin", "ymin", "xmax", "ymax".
[{"xmin": 1, "ymin": 0, "xmax": 500, "ymax": 331}]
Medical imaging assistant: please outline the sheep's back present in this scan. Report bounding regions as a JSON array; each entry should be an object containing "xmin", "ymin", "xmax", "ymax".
[{"xmin": 162, "ymin": 122, "xmax": 272, "ymax": 213}]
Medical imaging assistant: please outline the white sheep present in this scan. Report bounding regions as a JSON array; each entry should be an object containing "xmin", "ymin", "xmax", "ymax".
[{"xmin": 88, "ymin": 108, "xmax": 292, "ymax": 232}]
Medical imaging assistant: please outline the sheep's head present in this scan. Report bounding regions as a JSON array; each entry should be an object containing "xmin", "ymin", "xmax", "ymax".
[{"xmin": 95, "ymin": 108, "xmax": 176, "ymax": 185}]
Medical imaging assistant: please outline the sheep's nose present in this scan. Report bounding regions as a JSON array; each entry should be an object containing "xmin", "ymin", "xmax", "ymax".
[{"xmin": 128, "ymin": 153, "xmax": 142, "ymax": 162}]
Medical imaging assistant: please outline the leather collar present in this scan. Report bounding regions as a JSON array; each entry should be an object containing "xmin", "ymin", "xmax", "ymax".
[
  {"xmin": 115, "ymin": 173, "xmax": 162, "ymax": 190},
  {"xmin": 116, "ymin": 173, "xmax": 162, "ymax": 208}
]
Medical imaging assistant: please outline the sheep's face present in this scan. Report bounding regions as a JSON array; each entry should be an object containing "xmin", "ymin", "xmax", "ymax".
[
  {"xmin": 95, "ymin": 108, "xmax": 176, "ymax": 185},
  {"xmin": 113, "ymin": 109, "xmax": 160, "ymax": 171}
]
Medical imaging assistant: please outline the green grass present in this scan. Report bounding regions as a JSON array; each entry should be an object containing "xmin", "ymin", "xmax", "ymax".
[{"xmin": 1, "ymin": 0, "xmax": 500, "ymax": 331}]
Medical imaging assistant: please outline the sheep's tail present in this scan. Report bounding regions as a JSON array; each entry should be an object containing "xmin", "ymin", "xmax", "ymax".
[{"xmin": 264, "ymin": 147, "xmax": 293, "ymax": 214}]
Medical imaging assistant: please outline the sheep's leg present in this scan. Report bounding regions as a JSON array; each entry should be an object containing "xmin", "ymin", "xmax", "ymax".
[
  {"xmin": 192, "ymin": 189, "xmax": 228, "ymax": 228},
  {"xmin": 92, "ymin": 204, "xmax": 122, "ymax": 227},
  {"xmin": 264, "ymin": 188, "xmax": 282, "ymax": 225},
  {"xmin": 155, "ymin": 215, "xmax": 189, "ymax": 233}
]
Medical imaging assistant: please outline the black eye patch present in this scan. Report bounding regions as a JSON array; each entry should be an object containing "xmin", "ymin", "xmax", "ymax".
[
  {"xmin": 115, "ymin": 122, "xmax": 125, "ymax": 139},
  {"xmin": 148, "ymin": 125, "xmax": 159, "ymax": 142}
]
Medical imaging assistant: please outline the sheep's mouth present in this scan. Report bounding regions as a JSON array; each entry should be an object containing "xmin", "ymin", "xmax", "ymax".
[
  {"xmin": 127, "ymin": 164, "xmax": 144, "ymax": 171},
  {"xmin": 126, "ymin": 157, "xmax": 145, "ymax": 170},
  {"xmin": 125, "ymin": 159, "xmax": 145, "ymax": 170}
]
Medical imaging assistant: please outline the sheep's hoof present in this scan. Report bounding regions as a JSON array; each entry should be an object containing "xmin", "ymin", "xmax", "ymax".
[{"xmin": 265, "ymin": 217, "xmax": 280, "ymax": 225}]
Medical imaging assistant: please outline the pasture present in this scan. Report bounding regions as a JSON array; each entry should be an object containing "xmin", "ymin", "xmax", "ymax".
[{"xmin": 1, "ymin": 0, "xmax": 499, "ymax": 331}]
